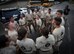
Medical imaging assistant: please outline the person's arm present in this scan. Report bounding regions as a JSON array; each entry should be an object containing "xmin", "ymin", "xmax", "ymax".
[
  {"xmin": 49, "ymin": 35, "xmax": 55, "ymax": 45},
  {"xmin": 52, "ymin": 29, "xmax": 58, "ymax": 43},
  {"xmin": 36, "ymin": 38, "xmax": 40, "ymax": 49},
  {"xmin": 36, "ymin": 38, "xmax": 45, "ymax": 49},
  {"xmin": 36, "ymin": 38, "xmax": 44, "ymax": 49}
]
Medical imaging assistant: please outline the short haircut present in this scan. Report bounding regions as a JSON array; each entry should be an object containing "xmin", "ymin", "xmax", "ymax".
[
  {"xmin": 41, "ymin": 27, "xmax": 49, "ymax": 38},
  {"xmin": 18, "ymin": 27, "xmax": 27, "ymax": 40},
  {"xmin": 54, "ymin": 17, "xmax": 62, "ymax": 25},
  {"xmin": 57, "ymin": 10, "xmax": 63, "ymax": 14},
  {"xmin": 0, "ymin": 35, "xmax": 8, "ymax": 48}
]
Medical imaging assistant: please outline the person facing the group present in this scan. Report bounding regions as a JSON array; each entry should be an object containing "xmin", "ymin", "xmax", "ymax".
[
  {"xmin": 36, "ymin": 27, "xmax": 55, "ymax": 54},
  {"xmin": 56, "ymin": 10, "xmax": 65, "ymax": 26},
  {"xmin": 52, "ymin": 17, "xmax": 65, "ymax": 53},
  {"xmin": 16, "ymin": 27, "xmax": 36, "ymax": 54},
  {"xmin": 8, "ymin": 22, "xmax": 18, "ymax": 45}
]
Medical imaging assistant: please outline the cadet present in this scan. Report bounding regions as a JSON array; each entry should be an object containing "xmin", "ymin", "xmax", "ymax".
[
  {"xmin": 17, "ymin": 27, "xmax": 36, "ymax": 54},
  {"xmin": 35, "ymin": 15, "xmax": 42, "ymax": 27},
  {"xmin": 52, "ymin": 17, "xmax": 65, "ymax": 53},
  {"xmin": 8, "ymin": 22, "xmax": 18, "ymax": 45},
  {"xmin": 19, "ymin": 15, "xmax": 26, "ymax": 26},
  {"xmin": 56, "ymin": 10, "xmax": 65, "ymax": 26},
  {"xmin": 36, "ymin": 27, "xmax": 55, "ymax": 54}
]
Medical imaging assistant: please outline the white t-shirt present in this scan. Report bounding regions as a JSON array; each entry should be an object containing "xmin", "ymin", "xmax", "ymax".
[
  {"xmin": 61, "ymin": 17, "xmax": 65, "ymax": 26},
  {"xmin": 17, "ymin": 38, "xmax": 36, "ymax": 54},
  {"xmin": 25, "ymin": 14, "xmax": 33, "ymax": 20},
  {"xmin": 8, "ymin": 30, "xmax": 18, "ymax": 39},
  {"xmin": 36, "ymin": 34, "xmax": 55, "ymax": 51},
  {"xmin": 52, "ymin": 26, "xmax": 65, "ymax": 45},
  {"xmin": 40, "ymin": 10, "xmax": 45, "ymax": 18},
  {"xmin": 19, "ymin": 18, "xmax": 26, "ymax": 25},
  {"xmin": 36, "ymin": 18, "xmax": 42, "ymax": 27},
  {"xmin": 8, "ymin": 30, "xmax": 18, "ymax": 45}
]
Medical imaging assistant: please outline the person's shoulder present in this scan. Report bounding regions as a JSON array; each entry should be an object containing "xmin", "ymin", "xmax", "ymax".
[
  {"xmin": 53, "ymin": 28, "xmax": 58, "ymax": 32},
  {"xmin": 52, "ymin": 27, "xmax": 60, "ymax": 35},
  {"xmin": 48, "ymin": 34, "xmax": 54, "ymax": 37},
  {"xmin": 48, "ymin": 34, "xmax": 54, "ymax": 39},
  {"xmin": 61, "ymin": 25, "xmax": 64, "ymax": 27},
  {"xmin": 14, "ymin": 21, "xmax": 17, "ymax": 24},
  {"xmin": 26, "ymin": 38, "xmax": 34, "ymax": 42},
  {"xmin": 36, "ymin": 36, "xmax": 43, "ymax": 41},
  {"xmin": 60, "ymin": 25, "xmax": 65, "ymax": 29}
]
